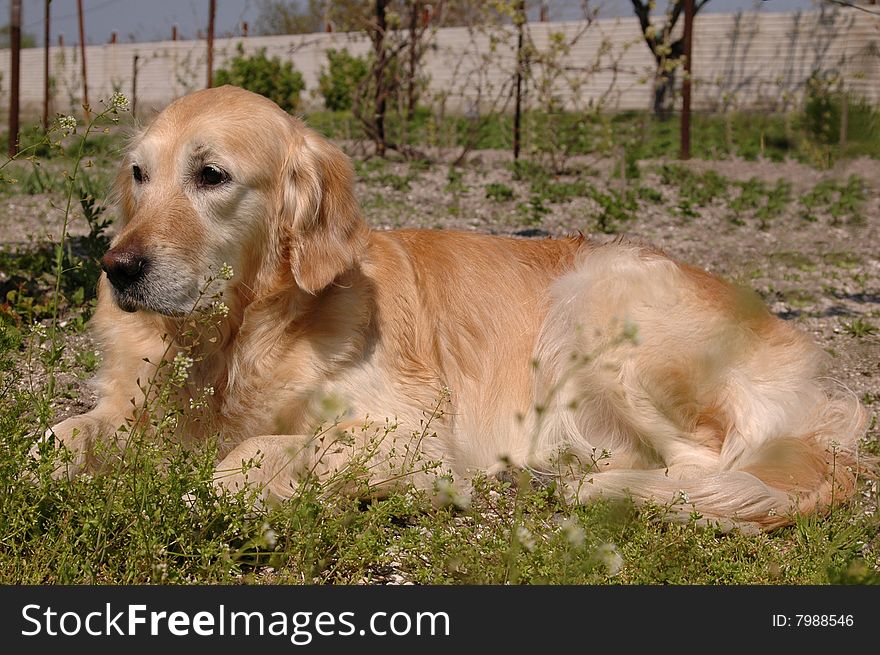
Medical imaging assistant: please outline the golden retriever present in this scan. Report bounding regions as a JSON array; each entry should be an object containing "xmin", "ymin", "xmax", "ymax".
[{"xmin": 46, "ymin": 85, "xmax": 868, "ymax": 531}]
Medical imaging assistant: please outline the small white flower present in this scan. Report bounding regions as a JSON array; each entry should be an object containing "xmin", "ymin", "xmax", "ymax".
[
  {"xmin": 189, "ymin": 386, "xmax": 215, "ymax": 409},
  {"xmin": 218, "ymin": 263, "xmax": 234, "ymax": 280},
  {"xmin": 516, "ymin": 525, "xmax": 536, "ymax": 552},
  {"xmin": 261, "ymin": 522, "xmax": 278, "ymax": 549},
  {"xmin": 31, "ymin": 321, "xmax": 48, "ymax": 340},
  {"xmin": 211, "ymin": 300, "xmax": 230, "ymax": 317},
  {"xmin": 109, "ymin": 91, "xmax": 130, "ymax": 111},
  {"xmin": 58, "ymin": 115, "xmax": 77, "ymax": 134},
  {"xmin": 171, "ymin": 352, "xmax": 194, "ymax": 385},
  {"xmin": 433, "ymin": 476, "xmax": 471, "ymax": 509},
  {"xmin": 596, "ymin": 543, "xmax": 623, "ymax": 576},
  {"xmin": 677, "ymin": 489, "xmax": 690, "ymax": 504},
  {"xmin": 559, "ymin": 516, "xmax": 585, "ymax": 547}
]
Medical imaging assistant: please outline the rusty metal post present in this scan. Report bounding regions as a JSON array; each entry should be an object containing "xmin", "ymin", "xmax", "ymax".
[
  {"xmin": 680, "ymin": 0, "xmax": 694, "ymax": 160},
  {"xmin": 172, "ymin": 24, "xmax": 178, "ymax": 41},
  {"xmin": 8, "ymin": 0, "xmax": 21, "ymax": 157},
  {"xmin": 374, "ymin": 0, "xmax": 387, "ymax": 157},
  {"xmin": 513, "ymin": 0, "xmax": 526, "ymax": 163},
  {"xmin": 207, "ymin": 0, "xmax": 216, "ymax": 88},
  {"xmin": 131, "ymin": 54, "xmax": 139, "ymax": 118},
  {"xmin": 242, "ymin": 21, "xmax": 248, "ymax": 37},
  {"xmin": 43, "ymin": 0, "xmax": 51, "ymax": 131},
  {"xmin": 77, "ymin": 0, "xmax": 89, "ymax": 124}
]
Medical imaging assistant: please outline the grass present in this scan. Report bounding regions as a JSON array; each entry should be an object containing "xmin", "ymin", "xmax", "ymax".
[
  {"xmin": 0, "ymin": 106, "xmax": 878, "ymax": 585},
  {"xmin": 769, "ymin": 251, "xmax": 816, "ymax": 272},
  {"xmin": 801, "ymin": 176, "xmax": 867, "ymax": 225},
  {"xmin": 4, "ymin": 421, "xmax": 878, "ymax": 584},
  {"xmin": 841, "ymin": 317, "xmax": 877, "ymax": 339},
  {"xmin": 486, "ymin": 182, "xmax": 515, "ymax": 202},
  {"xmin": 3, "ymin": 380, "xmax": 879, "ymax": 586}
]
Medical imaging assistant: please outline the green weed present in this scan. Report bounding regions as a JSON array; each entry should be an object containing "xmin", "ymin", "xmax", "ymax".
[
  {"xmin": 485, "ymin": 182, "xmax": 515, "ymax": 202},
  {"xmin": 516, "ymin": 195, "xmax": 551, "ymax": 227},
  {"xmin": 658, "ymin": 164, "xmax": 730, "ymax": 207},
  {"xmin": 841, "ymin": 317, "xmax": 877, "ymax": 339},
  {"xmin": 590, "ymin": 187, "xmax": 637, "ymax": 234},
  {"xmin": 801, "ymin": 176, "xmax": 867, "ymax": 225},
  {"xmin": 769, "ymin": 251, "xmax": 816, "ymax": 272},
  {"xmin": 636, "ymin": 186, "xmax": 663, "ymax": 204},
  {"xmin": 729, "ymin": 178, "xmax": 792, "ymax": 229}
]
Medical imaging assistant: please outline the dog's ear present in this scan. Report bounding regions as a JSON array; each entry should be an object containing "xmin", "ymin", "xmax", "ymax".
[{"xmin": 282, "ymin": 126, "xmax": 369, "ymax": 294}]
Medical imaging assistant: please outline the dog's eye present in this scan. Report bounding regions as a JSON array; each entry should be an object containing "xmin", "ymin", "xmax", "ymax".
[
  {"xmin": 198, "ymin": 165, "xmax": 227, "ymax": 187},
  {"xmin": 132, "ymin": 165, "xmax": 145, "ymax": 184}
]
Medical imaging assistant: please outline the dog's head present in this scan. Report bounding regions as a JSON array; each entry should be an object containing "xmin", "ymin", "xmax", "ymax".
[{"xmin": 103, "ymin": 85, "xmax": 367, "ymax": 316}]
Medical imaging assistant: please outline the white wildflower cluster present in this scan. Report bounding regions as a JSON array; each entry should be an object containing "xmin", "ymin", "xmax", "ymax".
[
  {"xmin": 260, "ymin": 522, "xmax": 278, "ymax": 549},
  {"xmin": 595, "ymin": 543, "xmax": 623, "ymax": 577},
  {"xmin": 57, "ymin": 115, "xmax": 77, "ymax": 135},
  {"xmin": 676, "ymin": 489, "xmax": 691, "ymax": 505},
  {"xmin": 558, "ymin": 516, "xmax": 586, "ymax": 548},
  {"xmin": 31, "ymin": 321, "xmax": 48, "ymax": 340},
  {"xmin": 515, "ymin": 525, "xmax": 537, "ymax": 552},
  {"xmin": 189, "ymin": 385, "xmax": 215, "ymax": 410},
  {"xmin": 433, "ymin": 476, "xmax": 471, "ymax": 510},
  {"xmin": 109, "ymin": 91, "xmax": 130, "ymax": 112},
  {"xmin": 160, "ymin": 413, "xmax": 179, "ymax": 431},
  {"xmin": 210, "ymin": 300, "xmax": 230, "ymax": 318},
  {"xmin": 218, "ymin": 263, "xmax": 234, "ymax": 280},
  {"xmin": 171, "ymin": 352, "xmax": 194, "ymax": 385}
]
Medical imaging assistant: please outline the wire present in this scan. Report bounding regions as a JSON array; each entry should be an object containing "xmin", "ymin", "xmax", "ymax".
[{"xmin": 820, "ymin": 0, "xmax": 880, "ymax": 17}]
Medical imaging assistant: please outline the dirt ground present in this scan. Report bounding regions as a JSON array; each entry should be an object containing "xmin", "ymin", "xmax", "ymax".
[{"xmin": 2, "ymin": 151, "xmax": 878, "ymax": 466}]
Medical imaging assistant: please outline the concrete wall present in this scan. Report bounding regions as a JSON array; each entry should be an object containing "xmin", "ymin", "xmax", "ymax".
[{"xmin": 1, "ymin": 9, "xmax": 877, "ymax": 121}]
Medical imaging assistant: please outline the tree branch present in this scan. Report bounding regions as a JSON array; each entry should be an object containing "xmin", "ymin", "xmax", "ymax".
[{"xmin": 630, "ymin": 0, "xmax": 661, "ymax": 63}]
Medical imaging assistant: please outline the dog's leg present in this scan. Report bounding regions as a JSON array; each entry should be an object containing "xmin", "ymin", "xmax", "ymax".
[
  {"xmin": 38, "ymin": 406, "xmax": 131, "ymax": 477},
  {"xmin": 212, "ymin": 420, "xmax": 442, "ymax": 504},
  {"xmin": 38, "ymin": 283, "xmax": 173, "ymax": 477},
  {"xmin": 213, "ymin": 434, "xmax": 315, "ymax": 503}
]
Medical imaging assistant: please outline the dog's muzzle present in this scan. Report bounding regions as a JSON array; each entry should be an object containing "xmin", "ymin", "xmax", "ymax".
[{"xmin": 101, "ymin": 247, "xmax": 149, "ymax": 312}]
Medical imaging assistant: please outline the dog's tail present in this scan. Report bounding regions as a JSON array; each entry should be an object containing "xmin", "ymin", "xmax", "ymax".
[{"xmin": 574, "ymin": 391, "xmax": 870, "ymax": 531}]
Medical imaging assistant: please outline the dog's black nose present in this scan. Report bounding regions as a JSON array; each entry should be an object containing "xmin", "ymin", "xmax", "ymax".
[{"xmin": 101, "ymin": 248, "xmax": 147, "ymax": 290}]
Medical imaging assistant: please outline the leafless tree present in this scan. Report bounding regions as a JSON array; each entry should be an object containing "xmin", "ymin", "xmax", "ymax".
[
  {"xmin": 630, "ymin": 0, "xmax": 710, "ymax": 118},
  {"xmin": 352, "ymin": 0, "xmax": 438, "ymax": 158}
]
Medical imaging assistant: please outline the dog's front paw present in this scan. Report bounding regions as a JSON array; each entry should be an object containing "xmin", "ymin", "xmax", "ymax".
[{"xmin": 32, "ymin": 415, "xmax": 108, "ymax": 479}]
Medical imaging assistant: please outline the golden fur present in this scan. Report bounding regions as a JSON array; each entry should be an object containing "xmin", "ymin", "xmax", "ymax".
[{"xmin": 46, "ymin": 86, "xmax": 869, "ymax": 531}]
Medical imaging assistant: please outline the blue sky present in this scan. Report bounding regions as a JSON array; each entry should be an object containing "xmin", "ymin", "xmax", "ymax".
[{"xmin": 5, "ymin": 0, "xmax": 822, "ymax": 47}]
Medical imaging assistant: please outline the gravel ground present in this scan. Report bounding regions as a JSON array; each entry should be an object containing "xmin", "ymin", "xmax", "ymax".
[{"xmin": 2, "ymin": 150, "xmax": 878, "ymax": 455}]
